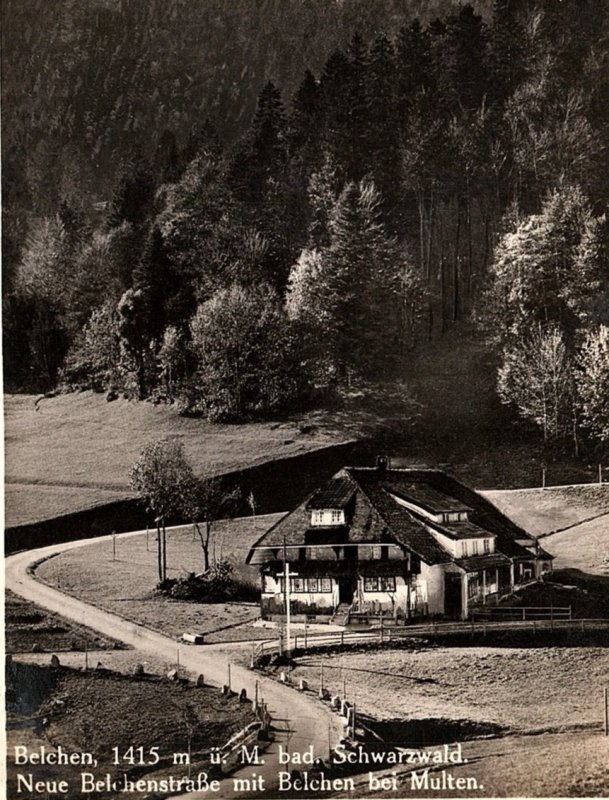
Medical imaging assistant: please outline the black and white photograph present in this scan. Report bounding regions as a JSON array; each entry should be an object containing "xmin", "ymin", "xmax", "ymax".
[{"xmin": 3, "ymin": 1, "xmax": 609, "ymax": 797}]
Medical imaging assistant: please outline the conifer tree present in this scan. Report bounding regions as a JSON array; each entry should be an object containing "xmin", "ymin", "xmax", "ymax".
[
  {"xmin": 107, "ymin": 148, "xmax": 155, "ymax": 228},
  {"xmin": 288, "ymin": 180, "xmax": 399, "ymax": 383}
]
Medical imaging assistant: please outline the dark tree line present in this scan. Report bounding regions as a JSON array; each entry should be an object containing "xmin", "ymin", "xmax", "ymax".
[{"xmin": 4, "ymin": 1, "xmax": 609, "ymax": 441}]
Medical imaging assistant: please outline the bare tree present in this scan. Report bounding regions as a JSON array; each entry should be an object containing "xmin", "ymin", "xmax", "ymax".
[
  {"xmin": 498, "ymin": 324, "xmax": 572, "ymax": 443},
  {"xmin": 182, "ymin": 476, "xmax": 241, "ymax": 573}
]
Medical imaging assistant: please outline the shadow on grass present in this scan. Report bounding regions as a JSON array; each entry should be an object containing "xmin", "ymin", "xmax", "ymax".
[{"xmin": 363, "ymin": 716, "xmax": 505, "ymax": 748}]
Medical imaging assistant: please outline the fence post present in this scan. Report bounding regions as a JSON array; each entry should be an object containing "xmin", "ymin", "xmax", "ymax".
[
  {"xmin": 522, "ymin": 607, "xmax": 526, "ymax": 621},
  {"xmin": 569, "ymin": 605, "xmax": 572, "ymax": 621},
  {"xmin": 341, "ymin": 631, "xmax": 345, "ymax": 647},
  {"xmin": 605, "ymin": 688, "xmax": 608, "ymax": 737},
  {"xmin": 294, "ymin": 635, "xmax": 298, "ymax": 651}
]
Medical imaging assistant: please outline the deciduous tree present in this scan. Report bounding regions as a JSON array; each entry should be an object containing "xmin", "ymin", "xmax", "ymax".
[{"xmin": 129, "ymin": 438, "xmax": 194, "ymax": 582}]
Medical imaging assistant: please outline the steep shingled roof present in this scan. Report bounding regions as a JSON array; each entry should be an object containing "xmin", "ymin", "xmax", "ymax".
[
  {"xmin": 247, "ymin": 468, "xmax": 451, "ymax": 565},
  {"xmin": 306, "ymin": 476, "xmax": 355, "ymax": 510},
  {"xmin": 387, "ymin": 483, "xmax": 471, "ymax": 514},
  {"xmin": 246, "ymin": 465, "xmax": 550, "ymax": 567}
]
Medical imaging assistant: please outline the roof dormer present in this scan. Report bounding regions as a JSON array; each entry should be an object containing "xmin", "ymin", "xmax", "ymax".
[
  {"xmin": 310, "ymin": 508, "xmax": 346, "ymax": 526},
  {"xmin": 386, "ymin": 484, "xmax": 472, "ymax": 524}
]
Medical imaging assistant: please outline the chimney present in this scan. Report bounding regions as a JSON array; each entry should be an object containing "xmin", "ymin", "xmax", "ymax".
[{"xmin": 376, "ymin": 455, "xmax": 389, "ymax": 471}]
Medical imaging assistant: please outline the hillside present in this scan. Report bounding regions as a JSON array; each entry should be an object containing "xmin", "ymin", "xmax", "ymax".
[
  {"xmin": 5, "ymin": 325, "xmax": 601, "ymax": 528},
  {"xmin": 4, "ymin": 391, "xmax": 348, "ymax": 526},
  {"xmin": 2, "ymin": 0, "xmax": 492, "ymax": 207}
]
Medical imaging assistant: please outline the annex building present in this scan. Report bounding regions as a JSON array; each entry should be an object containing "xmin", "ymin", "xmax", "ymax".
[{"xmin": 246, "ymin": 461, "xmax": 553, "ymax": 622}]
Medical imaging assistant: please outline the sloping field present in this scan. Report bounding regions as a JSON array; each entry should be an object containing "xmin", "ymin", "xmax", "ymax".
[
  {"xmin": 483, "ymin": 484, "xmax": 609, "ymax": 537},
  {"xmin": 483, "ymin": 484, "xmax": 609, "ymax": 575},
  {"xmin": 541, "ymin": 516, "xmax": 609, "ymax": 573},
  {"xmin": 4, "ymin": 392, "xmax": 345, "ymax": 526},
  {"xmin": 5, "ymin": 484, "xmax": 130, "ymax": 528},
  {"xmin": 35, "ymin": 515, "xmax": 284, "ymax": 643}
]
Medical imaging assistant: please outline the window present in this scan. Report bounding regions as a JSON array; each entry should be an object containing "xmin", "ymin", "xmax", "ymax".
[
  {"xmin": 363, "ymin": 576, "xmax": 396, "ymax": 592},
  {"xmin": 298, "ymin": 547, "xmax": 307, "ymax": 561},
  {"xmin": 381, "ymin": 545, "xmax": 389, "ymax": 561},
  {"xmin": 331, "ymin": 509, "xmax": 342, "ymax": 524},
  {"xmin": 472, "ymin": 540, "xmax": 478, "ymax": 555},
  {"xmin": 280, "ymin": 577, "xmax": 330, "ymax": 593},
  {"xmin": 312, "ymin": 510, "xmax": 324, "ymax": 526},
  {"xmin": 462, "ymin": 541, "xmax": 468, "ymax": 557},
  {"xmin": 484, "ymin": 539, "xmax": 490, "ymax": 554}
]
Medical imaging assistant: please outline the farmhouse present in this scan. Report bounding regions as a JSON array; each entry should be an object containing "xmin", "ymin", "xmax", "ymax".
[{"xmin": 246, "ymin": 461, "xmax": 553, "ymax": 621}]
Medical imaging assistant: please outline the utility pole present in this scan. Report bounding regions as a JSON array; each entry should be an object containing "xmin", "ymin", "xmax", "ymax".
[{"xmin": 280, "ymin": 536, "xmax": 293, "ymax": 656}]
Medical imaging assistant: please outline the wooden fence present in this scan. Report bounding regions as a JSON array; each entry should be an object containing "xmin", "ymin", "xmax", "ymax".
[
  {"xmin": 253, "ymin": 615, "xmax": 609, "ymax": 664},
  {"xmin": 472, "ymin": 605, "xmax": 572, "ymax": 621}
]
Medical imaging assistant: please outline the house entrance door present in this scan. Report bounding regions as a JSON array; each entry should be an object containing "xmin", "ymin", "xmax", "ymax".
[
  {"xmin": 338, "ymin": 575, "xmax": 357, "ymax": 605},
  {"xmin": 444, "ymin": 573, "xmax": 463, "ymax": 619}
]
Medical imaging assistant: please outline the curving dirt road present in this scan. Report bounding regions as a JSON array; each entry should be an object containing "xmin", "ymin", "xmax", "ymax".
[{"xmin": 6, "ymin": 531, "xmax": 344, "ymax": 798}]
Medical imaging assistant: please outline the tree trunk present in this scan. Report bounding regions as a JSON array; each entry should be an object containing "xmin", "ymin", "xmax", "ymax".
[
  {"xmin": 453, "ymin": 199, "xmax": 461, "ymax": 323},
  {"xmin": 195, "ymin": 522, "xmax": 210, "ymax": 572},
  {"xmin": 156, "ymin": 520, "xmax": 163, "ymax": 582},
  {"xmin": 440, "ymin": 254, "xmax": 447, "ymax": 334}
]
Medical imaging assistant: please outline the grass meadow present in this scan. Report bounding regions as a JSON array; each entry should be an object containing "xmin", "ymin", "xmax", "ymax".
[
  {"xmin": 35, "ymin": 514, "xmax": 284, "ymax": 643},
  {"xmin": 4, "ymin": 391, "xmax": 343, "ymax": 526}
]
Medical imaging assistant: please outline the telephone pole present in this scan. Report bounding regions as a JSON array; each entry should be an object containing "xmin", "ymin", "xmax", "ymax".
[{"xmin": 280, "ymin": 536, "xmax": 293, "ymax": 656}]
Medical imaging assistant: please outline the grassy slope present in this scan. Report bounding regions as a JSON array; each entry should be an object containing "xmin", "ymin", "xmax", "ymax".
[
  {"xmin": 35, "ymin": 515, "xmax": 284, "ymax": 643},
  {"xmin": 484, "ymin": 485, "xmax": 609, "ymax": 573},
  {"xmin": 483, "ymin": 485, "xmax": 609, "ymax": 537},
  {"xmin": 4, "ymin": 391, "xmax": 345, "ymax": 526},
  {"xmin": 288, "ymin": 645, "xmax": 609, "ymax": 733},
  {"xmin": 5, "ymin": 590, "xmax": 123, "ymax": 653},
  {"xmin": 7, "ymin": 663, "xmax": 254, "ymax": 800},
  {"xmin": 6, "ymin": 325, "xmax": 602, "ymax": 527},
  {"xmin": 285, "ymin": 646, "xmax": 609, "ymax": 796}
]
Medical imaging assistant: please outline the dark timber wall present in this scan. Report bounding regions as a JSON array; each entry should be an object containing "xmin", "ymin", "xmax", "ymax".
[{"xmin": 5, "ymin": 441, "xmax": 367, "ymax": 554}]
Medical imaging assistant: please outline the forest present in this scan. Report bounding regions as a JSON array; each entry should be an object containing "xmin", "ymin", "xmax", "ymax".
[{"xmin": 3, "ymin": 0, "xmax": 609, "ymax": 453}]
